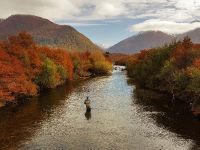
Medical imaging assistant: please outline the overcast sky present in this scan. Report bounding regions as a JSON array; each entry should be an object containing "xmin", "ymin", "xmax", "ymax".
[{"xmin": 1, "ymin": 0, "xmax": 200, "ymax": 47}]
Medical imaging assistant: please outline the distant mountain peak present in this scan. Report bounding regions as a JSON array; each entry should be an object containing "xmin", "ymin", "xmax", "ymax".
[
  {"xmin": 191, "ymin": 19, "xmax": 200, "ymax": 23},
  {"xmin": 6, "ymin": 14, "xmax": 52, "ymax": 22},
  {"xmin": 108, "ymin": 28, "xmax": 200, "ymax": 54},
  {"xmin": 0, "ymin": 14, "xmax": 101, "ymax": 51},
  {"xmin": 0, "ymin": 18, "xmax": 4, "ymax": 23},
  {"xmin": 108, "ymin": 31, "xmax": 173, "ymax": 54}
]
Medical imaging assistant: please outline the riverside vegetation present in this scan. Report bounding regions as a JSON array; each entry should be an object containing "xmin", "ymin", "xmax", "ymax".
[
  {"xmin": 126, "ymin": 37, "xmax": 200, "ymax": 105},
  {"xmin": 0, "ymin": 32, "xmax": 112, "ymax": 104}
]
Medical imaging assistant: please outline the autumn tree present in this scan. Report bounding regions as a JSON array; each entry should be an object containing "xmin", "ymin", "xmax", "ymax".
[
  {"xmin": 172, "ymin": 37, "xmax": 194, "ymax": 68},
  {"xmin": 39, "ymin": 47, "xmax": 74, "ymax": 80},
  {"xmin": 0, "ymin": 32, "xmax": 112, "ymax": 103},
  {"xmin": 35, "ymin": 58, "xmax": 59, "ymax": 88},
  {"xmin": 89, "ymin": 51, "xmax": 112, "ymax": 76},
  {"xmin": 0, "ymin": 48, "xmax": 37, "ymax": 102}
]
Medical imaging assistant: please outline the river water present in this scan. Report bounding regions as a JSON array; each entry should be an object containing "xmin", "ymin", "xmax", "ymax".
[{"xmin": 0, "ymin": 68, "xmax": 200, "ymax": 150}]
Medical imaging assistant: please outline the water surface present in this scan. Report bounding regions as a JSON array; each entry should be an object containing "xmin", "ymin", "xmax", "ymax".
[{"xmin": 0, "ymin": 68, "xmax": 200, "ymax": 149}]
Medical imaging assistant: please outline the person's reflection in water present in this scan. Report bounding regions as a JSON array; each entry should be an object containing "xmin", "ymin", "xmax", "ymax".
[{"xmin": 85, "ymin": 110, "xmax": 91, "ymax": 120}]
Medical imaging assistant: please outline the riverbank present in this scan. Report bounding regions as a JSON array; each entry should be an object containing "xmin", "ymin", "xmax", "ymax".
[
  {"xmin": 127, "ymin": 76, "xmax": 192, "ymax": 112},
  {"xmin": 0, "ymin": 72, "xmax": 113, "ymax": 108},
  {"xmin": 133, "ymin": 88, "xmax": 191, "ymax": 113},
  {"xmin": 0, "ymin": 32, "xmax": 112, "ymax": 106},
  {"xmin": 126, "ymin": 38, "xmax": 200, "ymax": 116},
  {"xmin": 1, "ymin": 68, "xmax": 198, "ymax": 150}
]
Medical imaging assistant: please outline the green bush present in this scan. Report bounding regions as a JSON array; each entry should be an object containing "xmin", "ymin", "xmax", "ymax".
[
  {"xmin": 91, "ymin": 61, "xmax": 112, "ymax": 75},
  {"xmin": 57, "ymin": 65, "xmax": 68, "ymax": 82},
  {"xmin": 35, "ymin": 58, "xmax": 59, "ymax": 88},
  {"xmin": 187, "ymin": 67, "xmax": 200, "ymax": 93}
]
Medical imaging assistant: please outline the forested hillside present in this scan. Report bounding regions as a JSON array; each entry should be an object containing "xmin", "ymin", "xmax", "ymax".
[{"xmin": 0, "ymin": 15, "xmax": 101, "ymax": 51}]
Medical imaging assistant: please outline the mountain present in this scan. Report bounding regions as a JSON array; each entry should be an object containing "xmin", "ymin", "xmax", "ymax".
[
  {"xmin": 108, "ymin": 31, "xmax": 174, "ymax": 54},
  {"xmin": 178, "ymin": 28, "xmax": 200, "ymax": 43},
  {"xmin": 191, "ymin": 19, "xmax": 200, "ymax": 23},
  {"xmin": 0, "ymin": 15, "xmax": 101, "ymax": 51}
]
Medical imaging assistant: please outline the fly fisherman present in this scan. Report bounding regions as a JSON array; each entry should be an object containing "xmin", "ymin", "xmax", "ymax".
[{"xmin": 84, "ymin": 96, "xmax": 91, "ymax": 112}]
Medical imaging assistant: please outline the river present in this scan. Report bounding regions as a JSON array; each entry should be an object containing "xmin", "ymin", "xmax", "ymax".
[{"xmin": 0, "ymin": 67, "xmax": 200, "ymax": 150}]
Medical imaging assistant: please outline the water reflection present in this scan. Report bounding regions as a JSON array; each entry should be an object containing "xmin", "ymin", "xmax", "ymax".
[
  {"xmin": 85, "ymin": 110, "xmax": 92, "ymax": 120},
  {"xmin": 0, "ymin": 69, "xmax": 199, "ymax": 149},
  {"xmin": 0, "ymin": 83, "xmax": 75, "ymax": 149},
  {"xmin": 189, "ymin": 142, "xmax": 200, "ymax": 150},
  {"xmin": 133, "ymin": 87, "xmax": 200, "ymax": 148}
]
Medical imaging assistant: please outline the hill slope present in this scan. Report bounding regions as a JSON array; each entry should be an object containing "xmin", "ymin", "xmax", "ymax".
[
  {"xmin": 0, "ymin": 15, "xmax": 101, "ymax": 51},
  {"xmin": 178, "ymin": 28, "xmax": 200, "ymax": 43},
  {"xmin": 108, "ymin": 28, "xmax": 200, "ymax": 54},
  {"xmin": 108, "ymin": 31, "xmax": 174, "ymax": 54}
]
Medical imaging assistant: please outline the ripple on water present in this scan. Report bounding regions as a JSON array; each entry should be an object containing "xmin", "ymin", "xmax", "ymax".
[{"xmin": 0, "ymin": 69, "xmax": 197, "ymax": 150}]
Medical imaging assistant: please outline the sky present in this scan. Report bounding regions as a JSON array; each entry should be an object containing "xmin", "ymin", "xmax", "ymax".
[{"xmin": 0, "ymin": 0, "xmax": 200, "ymax": 48}]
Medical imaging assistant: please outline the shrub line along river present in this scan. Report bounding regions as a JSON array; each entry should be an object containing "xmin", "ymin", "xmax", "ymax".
[{"xmin": 0, "ymin": 66, "xmax": 200, "ymax": 149}]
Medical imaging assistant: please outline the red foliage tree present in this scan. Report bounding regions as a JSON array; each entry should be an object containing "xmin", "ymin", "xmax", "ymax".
[
  {"xmin": 172, "ymin": 37, "xmax": 193, "ymax": 68},
  {"xmin": 39, "ymin": 47, "xmax": 74, "ymax": 80},
  {"xmin": 0, "ymin": 48, "xmax": 37, "ymax": 102}
]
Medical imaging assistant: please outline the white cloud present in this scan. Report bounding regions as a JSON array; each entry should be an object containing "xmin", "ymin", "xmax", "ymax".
[
  {"xmin": 0, "ymin": 0, "xmax": 200, "ymax": 31},
  {"xmin": 59, "ymin": 22, "xmax": 107, "ymax": 27},
  {"xmin": 129, "ymin": 19, "xmax": 200, "ymax": 34},
  {"xmin": 0, "ymin": 0, "xmax": 128, "ymax": 21},
  {"xmin": 92, "ymin": 1, "xmax": 127, "ymax": 19},
  {"xmin": 175, "ymin": 0, "xmax": 200, "ymax": 10},
  {"xmin": 0, "ymin": 0, "xmax": 82, "ymax": 20},
  {"xmin": 0, "ymin": 0, "xmax": 199, "ymax": 22},
  {"xmin": 96, "ymin": 43, "xmax": 110, "ymax": 49}
]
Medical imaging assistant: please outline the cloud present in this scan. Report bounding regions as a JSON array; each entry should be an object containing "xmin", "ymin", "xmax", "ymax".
[
  {"xmin": 59, "ymin": 22, "xmax": 107, "ymax": 27},
  {"xmin": 0, "ymin": 0, "xmax": 128, "ymax": 21},
  {"xmin": 129, "ymin": 19, "xmax": 200, "ymax": 34},
  {"xmin": 91, "ymin": 1, "xmax": 127, "ymax": 19},
  {"xmin": 175, "ymin": 0, "xmax": 200, "ymax": 10},
  {"xmin": 0, "ymin": 0, "xmax": 199, "ymax": 22},
  {"xmin": 96, "ymin": 43, "xmax": 110, "ymax": 49},
  {"xmin": 1, "ymin": 0, "xmax": 200, "ymax": 37},
  {"xmin": 0, "ymin": 0, "xmax": 81, "ymax": 20}
]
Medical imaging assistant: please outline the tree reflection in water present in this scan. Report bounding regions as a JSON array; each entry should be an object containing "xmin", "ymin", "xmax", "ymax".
[
  {"xmin": 85, "ymin": 110, "xmax": 91, "ymax": 120},
  {"xmin": 133, "ymin": 87, "xmax": 200, "ymax": 147}
]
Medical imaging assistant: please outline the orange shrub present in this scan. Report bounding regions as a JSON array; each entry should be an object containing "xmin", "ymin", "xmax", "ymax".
[{"xmin": 0, "ymin": 48, "xmax": 37, "ymax": 102}]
